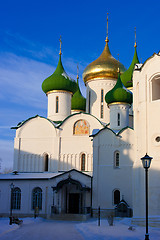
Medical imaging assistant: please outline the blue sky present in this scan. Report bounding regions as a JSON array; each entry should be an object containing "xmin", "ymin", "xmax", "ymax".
[{"xmin": 0, "ymin": 0, "xmax": 160, "ymax": 171}]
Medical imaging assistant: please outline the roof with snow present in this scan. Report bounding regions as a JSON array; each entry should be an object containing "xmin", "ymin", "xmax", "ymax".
[{"xmin": 0, "ymin": 169, "xmax": 92, "ymax": 180}]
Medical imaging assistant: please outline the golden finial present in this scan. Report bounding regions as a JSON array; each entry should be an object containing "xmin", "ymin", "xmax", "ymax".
[
  {"xmin": 77, "ymin": 64, "xmax": 79, "ymax": 82},
  {"xmin": 105, "ymin": 13, "xmax": 109, "ymax": 43},
  {"xmin": 117, "ymin": 53, "xmax": 120, "ymax": 73},
  {"xmin": 117, "ymin": 53, "xmax": 119, "ymax": 62},
  {"xmin": 59, "ymin": 35, "xmax": 62, "ymax": 55},
  {"xmin": 134, "ymin": 27, "xmax": 137, "ymax": 47}
]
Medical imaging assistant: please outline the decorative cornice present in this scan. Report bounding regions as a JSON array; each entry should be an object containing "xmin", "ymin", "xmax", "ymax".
[
  {"xmin": 11, "ymin": 115, "xmax": 56, "ymax": 130},
  {"xmin": 108, "ymin": 102, "xmax": 131, "ymax": 106},
  {"xmin": 71, "ymin": 109, "xmax": 85, "ymax": 113},
  {"xmin": 90, "ymin": 125, "xmax": 133, "ymax": 138},
  {"xmin": 56, "ymin": 112, "xmax": 106, "ymax": 128},
  {"xmin": 46, "ymin": 90, "xmax": 73, "ymax": 95}
]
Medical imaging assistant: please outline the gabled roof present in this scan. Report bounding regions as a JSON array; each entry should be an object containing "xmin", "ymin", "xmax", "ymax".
[
  {"xmin": 11, "ymin": 115, "xmax": 56, "ymax": 130},
  {"xmin": 90, "ymin": 125, "xmax": 133, "ymax": 138},
  {"xmin": 52, "ymin": 175, "xmax": 91, "ymax": 191},
  {"xmin": 0, "ymin": 169, "xmax": 92, "ymax": 180},
  {"xmin": 11, "ymin": 112, "xmax": 106, "ymax": 131},
  {"xmin": 56, "ymin": 112, "xmax": 106, "ymax": 128},
  {"xmin": 138, "ymin": 51, "xmax": 160, "ymax": 72}
]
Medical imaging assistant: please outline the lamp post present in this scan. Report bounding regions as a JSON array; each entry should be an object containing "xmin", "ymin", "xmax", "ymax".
[
  {"xmin": 9, "ymin": 183, "xmax": 14, "ymax": 225},
  {"xmin": 141, "ymin": 154, "xmax": 152, "ymax": 240}
]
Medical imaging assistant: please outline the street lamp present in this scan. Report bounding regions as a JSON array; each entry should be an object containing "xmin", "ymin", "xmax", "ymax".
[
  {"xmin": 9, "ymin": 183, "xmax": 14, "ymax": 225},
  {"xmin": 141, "ymin": 154, "xmax": 153, "ymax": 240}
]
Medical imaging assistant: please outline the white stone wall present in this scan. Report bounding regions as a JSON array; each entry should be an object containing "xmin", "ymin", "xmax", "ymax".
[
  {"xmin": 58, "ymin": 113, "xmax": 103, "ymax": 172},
  {"xmin": 13, "ymin": 113, "xmax": 103, "ymax": 173},
  {"xmin": 0, "ymin": 179, "xmax": 53, "ymax": 217},
  {"xmin": 133, "ymin": 54, "xmax": 160, "ymax": 221},
  {"xmin": 13, "ymin": 116, "xmax": 58, "ymax": 172},
  {"xmin": 47, "ymin": 91, "xmax": 72, "ymax": 121},
  {"xmin": 92, "ymin": 127, "xmax": 134, "ymax": 212},
  {"xmin": 0, "ymin": 170, "xmax": 91, "ymax": 217},
  {"xmin": 109, "ymin": 103, "xmax": 130, "ymax": 130},
  {"xmin": 86, "ymin": 79, "xmax": 117, "ymax": 124}
]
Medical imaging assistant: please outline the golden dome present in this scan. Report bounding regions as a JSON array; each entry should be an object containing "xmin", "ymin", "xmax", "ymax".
[{"xmin": 83, "ymin": 39, "xmax": 126, "ymax": 84}]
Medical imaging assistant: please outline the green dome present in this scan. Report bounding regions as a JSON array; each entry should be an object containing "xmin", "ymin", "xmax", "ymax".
[
  {"xmin": 71, "ymin": 78, "xmax": 86, "ymax": 111},
  {"xmin": 105, "ymin": 73, "xmax": 133, "ymax": 105},
  {"xmin": 42, "ymin": 55, "xmax": 77, "ymax": 94},
  {"xmin": 121, "ymin": 46, "xmax": 139, "ymax": 88}
]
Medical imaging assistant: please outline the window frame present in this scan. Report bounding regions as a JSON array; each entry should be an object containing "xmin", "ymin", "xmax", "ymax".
[
  {"xmin": 113, "ymin": 189, "xmax": 120, "ymax": 205},
  {"xmin": 44, "ymin": 153, "xmax": 49, "ymax": 172},
  {"xmin": 151, "ymin": 75, "xmax": 160, "ymax": 101},
  {"xmin": 81, "ymin": 153, "xmax": 86, "ymax": 171},
  {"xmin": 117, "ymin": 113, "xmax": 120, "ymax": 126},
  {"xmin": 32, "ymin": 187, "xmax": 42, "ymax": 210},
  {"xmin": 114, "ymin": 151, "xmax": 120, "ymax": 168},
  {"xmin": 56, "ymin": 96, "xmax": 59, "ymax": 113},
  {"xmin": 88, "ymin": 91, "xmax": 91, "ymax": 114},
  {"xmin": 12, "ymin": 187, "xmax": 21, "ymax": 210},
  {"xmin": 100, "ymin": 89, "xmax": 104, "ymax": 119}
]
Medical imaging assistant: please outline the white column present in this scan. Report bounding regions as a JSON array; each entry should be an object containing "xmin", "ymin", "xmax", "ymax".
[
  {"xmin": 47, "ymin": 91, "xmax": 72, "ymax": 121},
  {"xmin": 86, "ymin": 79, "xmax": 116, "ymax": 123},
  {"xmin": 109, "ymin": 103, "xmax": 130, "ymax": 131}
]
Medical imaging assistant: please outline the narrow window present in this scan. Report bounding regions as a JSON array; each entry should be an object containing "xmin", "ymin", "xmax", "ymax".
[
  {"xmin": 44, "ymin": 154, "xmax": 49, "ymax": 171},
  {"xmin": 56, "ymin": 96, "xmax": 59, "ymax": 113},
  {"xmin": 88, "ymin": 91, "xmax": 91, "ymax": 114},
  {"xmin": 32, "ymin": 187, "xmax": 42, "ymax": 210},
  {"xmin": 100, "ymin": 89, "xmax": 104, "ymax": 118},
  {"xmin": 117, "ymin": 113, "xmax": 120, "ymax": 126},
  {"xmin": 12, "ymin": 187, "xmax": 21, "ymax": 210},
  {"xmin": 114, "ymin": 151, "xmax": 120, "ymax": 167},
  {"xmin": 81, "ymin": 154, "xmax": 85, "ymax": 171},
  {"xmin": 101, "ymin": 89, "xmax": 104, "ymax": 103},
  {"xmin": 114, "ymin": 189, "xmax": 120, "ymax": 205}
]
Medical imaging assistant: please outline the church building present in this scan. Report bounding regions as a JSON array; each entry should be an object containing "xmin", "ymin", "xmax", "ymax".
[{"xmin": 0, "ymin": 22, "xmax": 160, "ymax": 226}]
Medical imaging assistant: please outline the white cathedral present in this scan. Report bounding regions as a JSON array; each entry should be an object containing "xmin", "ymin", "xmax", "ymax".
[{"xmin": 0, "ymin": 26, "xmax": 160, "ymax": 226}]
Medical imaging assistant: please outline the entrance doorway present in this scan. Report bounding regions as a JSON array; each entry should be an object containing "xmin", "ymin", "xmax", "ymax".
[{"xmin": 69, "ymin": 193, "xmax": 80, "ymax": 214}]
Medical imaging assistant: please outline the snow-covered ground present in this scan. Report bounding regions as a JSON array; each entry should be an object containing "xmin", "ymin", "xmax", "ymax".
[{"xmin": 0, "ymin": 217, "xmax": 160, "ymax": 240}]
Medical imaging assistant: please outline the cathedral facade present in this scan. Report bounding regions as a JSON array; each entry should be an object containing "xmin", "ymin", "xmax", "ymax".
[{"xmin": 0, "ymin": 30, "xmax": 160, "ymax": 226}]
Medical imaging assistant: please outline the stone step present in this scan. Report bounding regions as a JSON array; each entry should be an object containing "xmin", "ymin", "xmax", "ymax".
[{"xmin": 49, "ymin": 213, "xmax": 90, "ymax": 221}]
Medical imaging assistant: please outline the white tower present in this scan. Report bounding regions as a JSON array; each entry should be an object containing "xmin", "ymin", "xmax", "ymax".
[
  {"xmin": 82, "ymin": 15, "xmax": 126, "ymax": 124},
  {"xmin": 42, "ymin": 37, "xmax": 77, "ymax": 121},
  {"xmin": 105, "ymin": 73, "xmax": 132, "ymax": 131}
]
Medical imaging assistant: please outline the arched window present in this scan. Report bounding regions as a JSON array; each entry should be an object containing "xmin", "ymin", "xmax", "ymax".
[
  {"xmin": 117, "ymin": 113, "xmax": 120, "ymax": 126},
  {"xmin": 100, "ymin": 89, "xmax": 104, "ymax": 119},
  {"xmin": 73, "ymin": 120, "xmax": 89, "ymax": 135},
  {"xmin": 44, "ymin": 154, "xmax": 49, "ymax": 172},
  {"xmin": 152, "ymin": 75, "xmax": 160, "ymax": 101},
  {"xmin": 56, "ymin": 96, "xmax": 59, "ymax": 113},
  {"xmin": 114, "ymin": 189, "xmax": 120, "ymax": 205},
  {"xmin": 114, "ymin": 151, "xmax": 120, "ymax": 168},
  {"xmin": 12, "ymin": 187, "xmax": 21, "ymax": 210},
  {"xmin": 32, "ymin": 187, "xmax": 42, "ymax": 210},
  {"xmin": 81, "ymin": 153, "xmax": 85, "ymax": 171}
]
